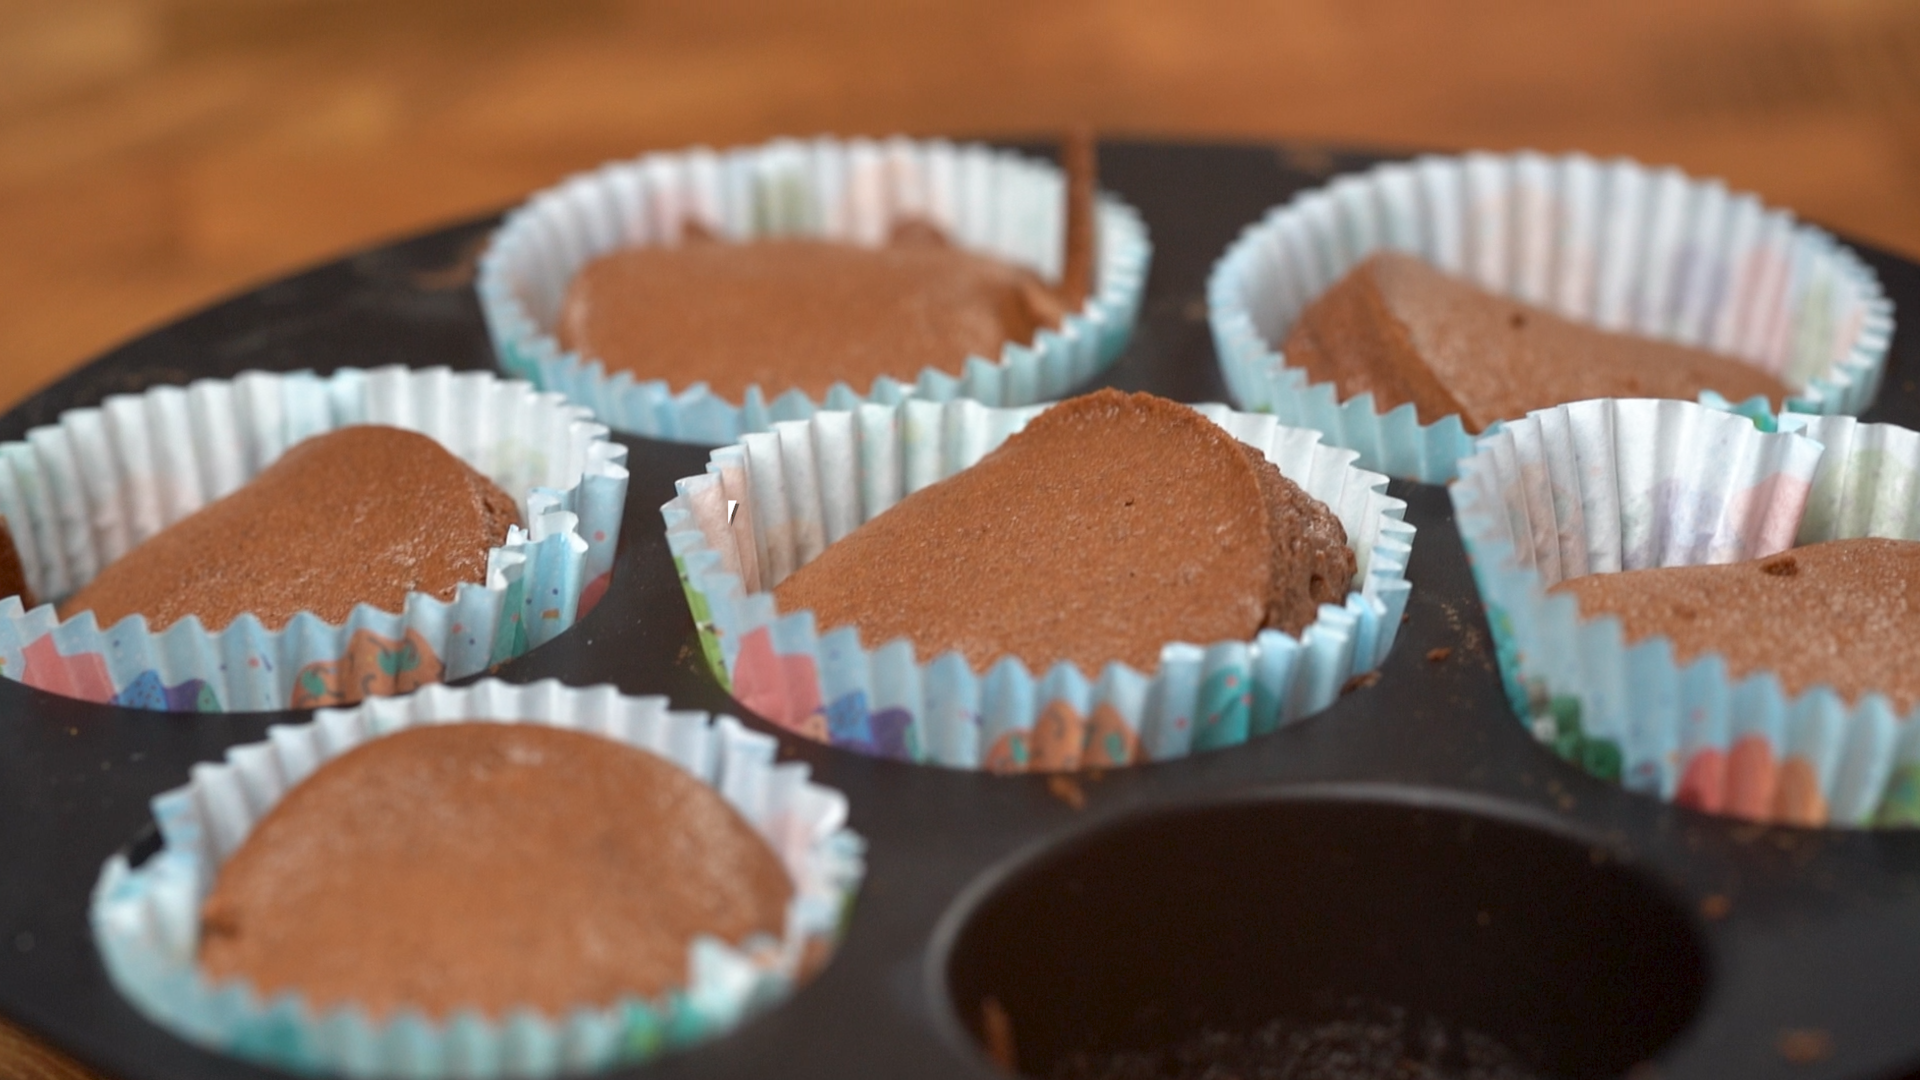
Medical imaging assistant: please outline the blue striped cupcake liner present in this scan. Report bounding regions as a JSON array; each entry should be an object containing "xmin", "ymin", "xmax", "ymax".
[
  {"xmin": 1453, "ymin": 398, "xmax": 1920, "ymax": 827},
  {"xmin": 1212, "ymin": 151, "xmax": 1894, "ymax": 483},
  {"xmin": 663, "ymin": 398, "xmax": 1415, "ymax": 770},
  {"xmin": 0, "ymin": 366, "xmax": 628, "ymax": 712},
  {"xmin": 478, "ymin": 136, "xmax": 1152, "ymax": 445}
]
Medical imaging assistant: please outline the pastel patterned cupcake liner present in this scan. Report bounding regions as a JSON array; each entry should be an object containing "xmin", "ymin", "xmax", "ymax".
[
  {"xmin": 477, "ymin": 135, "xmax": 1152, "ymax": 445},
  {"xmin": 91, "ymin": 678, "xmax": 866, "ymax": 1078},
  {"xmin": 0, "ymin": 366, "xmax": 628, "ymax": 712},
  {"xmin": 1452, "ymin": 397, "xmax": 1920, "ymax": 828},
  {"xmin": 662, "ymin": 398, "xmax": 1415, "ymax": 770},
  {"xmin": 1211, "ymin": 151, "xmax": 1894, "ymax": 483}
]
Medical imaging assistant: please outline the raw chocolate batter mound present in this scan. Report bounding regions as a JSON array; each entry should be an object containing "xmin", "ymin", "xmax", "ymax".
[
  {"xmin": 559, "ymin": 227, "xmax": 1068, "ymax": 402},
  {"xmin": 772, "ymin": 389, "xmax": 1354, "ymax": 675},
  {"xmin": 1282, "ymin": 252, "xmax": 1792, "ymax": 432},
  {"xmin": 198, "ymin": 722, "xmax": 794, "ymax": 1018},
  {"xmin": 1554, "ymin": 538, "xmax": 1920, "ymax": 711},
  {"xmin": 59, "ymin": 425, "xmax": 520, "ymax": 633},
  {"xmin": 555, "ymin": 132, "xmax": 1098, "ymax": 402}
]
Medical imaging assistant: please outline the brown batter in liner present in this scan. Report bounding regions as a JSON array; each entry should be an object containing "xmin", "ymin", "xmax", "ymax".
[
  {"xmin": 555, "ymin": 131, "xmax": 1101, "ymax": 403},
  {"xmin": 1283, "ymin": 251, "xmax": 1793, "ymax": 432},
  {"xmin": 198, "ymin": 722, "xmax": 794, "ymax": 1018},
  {"xmin": 772, "ymin": 389, "xmax": 1353, "ymax": 675},
  {"xmin": 59, "ymin": 426, "xmax": 520, "ymax": 633},
  {"xmin": 1553, "ymin": 537, "xmax": 1920, "ymax": 711}
]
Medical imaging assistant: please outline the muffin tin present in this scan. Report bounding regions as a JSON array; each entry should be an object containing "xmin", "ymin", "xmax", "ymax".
[{"xmin": 5, "ymin": 141, "xmax": 1920, "ymax": 1080}]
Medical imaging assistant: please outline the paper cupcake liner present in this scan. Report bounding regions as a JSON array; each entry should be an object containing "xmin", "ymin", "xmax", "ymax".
[
  {"xmin": 1451, "ymin": 397, "xmax": 1920, "ymax": 828},
  {"xmin": 91, "ymin": 678, "xmax": 866, "ymax": 1078},
  {"xmin": 662, "ymin": 398, "xmax": 1415, "ymax": 770},
  {"xmin": 0, "ymin": 366, "xmax": 628, "ymax": 712},
  {"xmin": 477, "ymin": 136, "xmax": 1152, "ymax": 445},
  {"xmin": 1211, "ymin": 151, "xmax": 1895, "ymax": 483}
]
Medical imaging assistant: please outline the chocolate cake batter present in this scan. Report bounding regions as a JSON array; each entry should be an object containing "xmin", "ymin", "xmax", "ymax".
[
  {"xmin": 1282, "ymin": 252, "xmax": 1792, "ymax": 432},
  {"xmin": 1554, "ymin": 538, "xmax": 1920, "ymax": 711},
  {"xmin": 198, "ymin": 722, "xmax": 794, "ymax": 1018},
  {"xmin": 554, "ymin": 132, "xmax": 1098, "ymax": 402},
  {"xmin": 1240, "ymin": 443, "xmax": 1355, "ymax": 635},
  {"xmin": 0, "ymin": 516, "xmax": 34, "ymax": 609},
  {"xmin": 60, "ymin": 426, "xmax": 520, "ymax": 632},
  {"xmin": 772, "ymin": 389, "xmax": 1355, "ymax": 675}
]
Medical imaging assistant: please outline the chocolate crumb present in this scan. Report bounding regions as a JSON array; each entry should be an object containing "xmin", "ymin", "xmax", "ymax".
[
  {"xmin": 1777, "ymin": 1028, "xmax": 1831, "ymax": 1064},
  {"xmin": 1343, "ymin": 671, "xmax": 1383, "ymax": 694},
  {"xmin": 797, "ymin": 937, "xmax": 834, "ymax": 982},
  {"xmin": 1427, "ymin": 646, "xmax": 1453, "ymax": 663},
  {"xmin": 1277, "ymin": 144, "xmax": 1337, "ymax": 178},
  {"xmin": 408, "ymin": 232, "xmax": 493, "ymax": 291},
  {"xmin": 1047, "ymin": 774, "xmax": 1087, "ymax": 811},
  {"xmin": 1699, "ymin": 894, "xmax": 1732, "ymax": 920},
  {"xmin": 982, "ymin": 995, "xmax": 1019, "ymax": 1073}
]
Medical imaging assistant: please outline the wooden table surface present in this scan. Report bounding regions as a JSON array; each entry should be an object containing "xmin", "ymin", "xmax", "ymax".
[{"xmin": 4, "ymin": 0, "xmax": 1920, "ymax": 1075}]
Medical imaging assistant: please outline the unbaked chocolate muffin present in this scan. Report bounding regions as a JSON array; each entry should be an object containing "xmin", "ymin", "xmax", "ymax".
[
  {"xmin": 59, "ymin": 425, "xmax": 520, "ymax": 632},
  {"xmin": 772, "ymin": 389, "xmax": 1355, "ymax": 675},
  {"xmin": 1553, "ymin": 537, "xmax": 1920, "ymax": 710},
  {"xmin": 198, "ymin": 722, "xmax": 794, "ymax": 1017},
  {"xmin": 1284, "ymin": 252, "xmax": 1792, "ymax": 432},
  {"xmin": 554, "ymin": 132, "xmax": 1099, "ymax": 403}
]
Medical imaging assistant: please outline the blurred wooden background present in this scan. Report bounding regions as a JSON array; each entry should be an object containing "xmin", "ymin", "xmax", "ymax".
[
  {"xmin": 2, "ymin": 0, "xmax": 1920, "ymax": 415},
  {"xmin": 3, "ymin": 0, "xmax": 1920, "ymax": 1073}
]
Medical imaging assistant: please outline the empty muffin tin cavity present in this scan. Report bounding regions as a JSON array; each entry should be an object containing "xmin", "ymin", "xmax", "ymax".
[{"xmin": 939, "ymin": 791, "xmax": 1706, "ymax": 1079}]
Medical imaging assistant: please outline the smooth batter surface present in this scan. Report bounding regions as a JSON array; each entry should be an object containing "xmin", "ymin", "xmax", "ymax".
[
  {"xmin": 557, "ymin": 228, "xmax": 1067, "ymax": 401},
  {"xmin": 1282, "ymin": 252, "xmax": 1793, "ymax": 432},
  {"xmin": 772, "ymin": 389, "xmax": 1353, "ymax": 674},
  {"xmin": 59, "ymin": 426, "xmax": 520, "ymax": 632},
  {"xmin": 1554, "ymin": 538, "xmax": 1920, "ymax": 711},
  {"xmin": 198, "ymin": 722, "xmax": 794, "ymax": 1018}
]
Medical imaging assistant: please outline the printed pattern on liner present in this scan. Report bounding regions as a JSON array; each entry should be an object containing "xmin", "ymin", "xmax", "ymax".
[
  {"xmin": 1210, "ymin": 151, "xmax": 1893, "ymax": 482},
  {"xmin": 477, "ymin": 135, "xmax": 1152, "ymax": 445},
  {"xmin": 0, "ymin": 366, "xmax": 629, "ymax": 712},
  {"xmin": 662, "ymin": 398, "xmax": 1415, "ymax": 770},
  {"xmin": 91, "ymin": 679, "xmax": 866, "ymax": 1079},
  {"xmin": 1451, "ymin": 398, "xmax": 1920, "ymax": 828}
]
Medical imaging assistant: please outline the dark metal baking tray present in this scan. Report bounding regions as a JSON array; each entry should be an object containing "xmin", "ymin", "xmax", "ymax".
[{"xmin": 5, "ymin": 141, "xmax": 1920, "ymax": 1080}]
